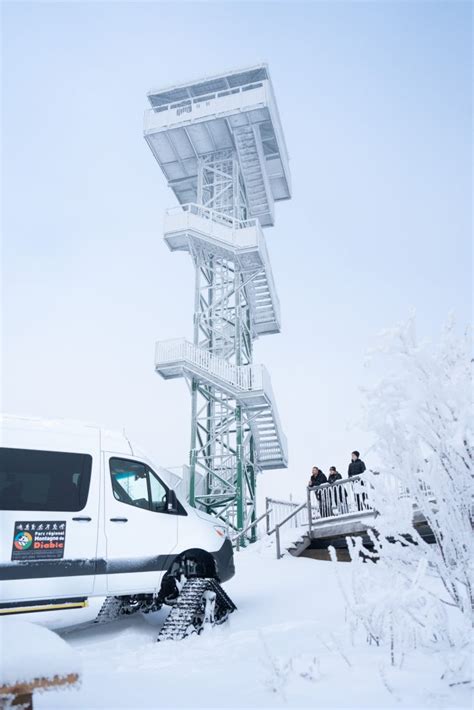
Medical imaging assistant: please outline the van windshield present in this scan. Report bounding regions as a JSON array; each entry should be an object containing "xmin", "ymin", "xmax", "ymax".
[{"xmin": 0, "ymin": 448, "xmax": 92, "ymax": 511}]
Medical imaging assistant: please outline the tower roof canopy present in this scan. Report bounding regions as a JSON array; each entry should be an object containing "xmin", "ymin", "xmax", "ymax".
[
  {"xmin": 147, "ymin": 66, "xmax": 269, "ymax": 108},
  {"xmin": 144, "ymin": 64, "xmax": 291, "ymax": 227}
]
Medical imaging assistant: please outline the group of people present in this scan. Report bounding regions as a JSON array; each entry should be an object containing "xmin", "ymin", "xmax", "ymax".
[
  {"xmin": 307, "ymin": 451, "xmax": 367, "ymax": 518},
  {"xmin": 307, "ymin": 451, "xmax": 367, "ymax": 489}
]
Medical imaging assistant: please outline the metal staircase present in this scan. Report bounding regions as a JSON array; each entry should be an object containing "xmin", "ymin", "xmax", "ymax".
[
  {"xmin": 163, "ymin": 204, "xmax": 281, "ymax": 336},
  {"xmin": 155, "ymin": 339, "xmax": 288, "ymax": 469},
  {"xmin": 234, "ymin": 125, "xmax": 274, "ymax": 226}
]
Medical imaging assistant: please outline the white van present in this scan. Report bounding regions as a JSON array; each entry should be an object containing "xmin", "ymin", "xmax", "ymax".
[{"xmin": 0, "ymin": 415, "xmax": 235, "ymax": 636}]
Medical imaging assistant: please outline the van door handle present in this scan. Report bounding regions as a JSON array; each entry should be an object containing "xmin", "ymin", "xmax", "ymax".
[
  {"xmin": 72, "ymin": 516, "xmax": 92, "ymax": 522},
  {"xmin": 110, "ymin": 517, "xmax": 128, "ymax": 523}
]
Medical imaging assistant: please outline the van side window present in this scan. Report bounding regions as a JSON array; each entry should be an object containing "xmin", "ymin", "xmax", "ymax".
[
  {"xmin": 0, "ymin": 448, "xmax": 92, "ymax": 512},
  {"xmin": 110, "ymin": 458, "xmax": 168, "ymax": 513}
]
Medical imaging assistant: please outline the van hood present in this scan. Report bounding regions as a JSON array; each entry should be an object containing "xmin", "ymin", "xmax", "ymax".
[{"xmin": 190, "ymin": 506, "xmax": 226, "ymax": 528}]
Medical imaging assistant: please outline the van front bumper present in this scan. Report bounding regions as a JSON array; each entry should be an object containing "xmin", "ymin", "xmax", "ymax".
[{"xmin": 212, "ymin": 538, "xmax": 235, "ymax": 583}]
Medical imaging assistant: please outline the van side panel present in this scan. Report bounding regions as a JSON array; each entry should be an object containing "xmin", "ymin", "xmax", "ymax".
[{"xmin": 0, "ymin": 421, "xmax": 101, "ymax": 603}]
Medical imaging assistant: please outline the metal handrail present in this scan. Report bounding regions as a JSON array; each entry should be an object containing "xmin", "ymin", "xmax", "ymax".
[
  {"xmin": 252, "ymin": 476, "xmax": 430, "ymax": 561},
  {"xmin": 275, "ymin": 502, "xmax": 307, "ymax": 559},
  {"xmin": 155, "ymin": 338, "xmax": 264, "ymax": 391},
  {"xmin": 229, "ymin": 477, "xmax": 376, "ymax": 560},
  {"xmin": 307, "ymin": 474, "xmax": 364, "ymax": 492},
  {"xmin": 232, "ymin": 508, "xmax": 273, "ymax": 551},
  {"xmin": 272, "ymin": 478, "xmax": 373, "ymax": 558},
  {"xmin": 166, "ymin": 202, "xmax": 259, "ymax": 232}
]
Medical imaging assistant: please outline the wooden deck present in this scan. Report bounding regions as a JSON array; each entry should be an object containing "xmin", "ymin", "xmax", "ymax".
[{"xmin": 287, "ymin": 509, "xmax": 434, "ymax": 559}]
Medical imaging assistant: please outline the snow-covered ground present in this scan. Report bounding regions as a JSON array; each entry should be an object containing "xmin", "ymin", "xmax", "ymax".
[{"xmin": 36, "ymin": 535, "xmax": 470, "ymax": 710}]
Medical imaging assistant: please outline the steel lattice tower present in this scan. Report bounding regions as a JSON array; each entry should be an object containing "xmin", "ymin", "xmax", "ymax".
[{"xmin": 144, "ymin": 65, "xmax": 291, "ymax": 541}]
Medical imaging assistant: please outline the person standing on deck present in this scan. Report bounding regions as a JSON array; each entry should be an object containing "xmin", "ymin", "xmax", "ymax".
[
  {"xmin": 348, "ymin": 451, "xmax": 366, "ymax": 477},
  {"xmin": 348, "ymin": 451, "xmax": 367, "ymax": 511},
  {"xmin": 308, "ymin": 466, "xmax": 327, "ymax": 488},
  {"xmin": 308, "ymin": 466, "xmax": 327, "ymax": 517},
  {"xmin": 328, "ymin": 467, "xmax": 342, "ymax": 484},
  {"xmin": 328, "ymin": 467, "xmax": 343, "ymax": 515}
]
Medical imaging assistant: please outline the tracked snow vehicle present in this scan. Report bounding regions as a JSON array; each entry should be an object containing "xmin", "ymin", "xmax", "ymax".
[{"xmin": 0, "ymin": 415, "xmax": 236, "ymax": 639}]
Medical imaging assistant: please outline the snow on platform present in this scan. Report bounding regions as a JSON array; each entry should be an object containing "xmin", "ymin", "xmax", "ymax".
[{"xmin": 34, "ymin": 538, "xmax": 470, "ymax": 709}]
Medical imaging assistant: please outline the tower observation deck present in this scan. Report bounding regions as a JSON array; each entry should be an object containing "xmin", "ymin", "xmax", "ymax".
[{"xmin": 144, "ymin": 64, "xmax": 292, "ymax": 542}]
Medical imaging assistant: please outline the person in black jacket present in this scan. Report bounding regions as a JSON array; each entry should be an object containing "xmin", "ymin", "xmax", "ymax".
[
  {"xmin": 348, "ymin": 451, "xmax": 366, "ymax": 511},
  {"xmin": 328, "ymin": 466, "xmax": 342, "ymax": 484},
  {"xmin": 328, "ymin": 467, "xmax": 343, "ymax": 515},
  {"xmin": 308, "ymin": 466, "xmax": 327, "ymax": 488},
  {"xmin": 308, "ymin": 466, "xmax": 327, "ymax": 517},
  {"xmin": 348, "ymin": 451, "xmax": 366, "ymax": 477}
]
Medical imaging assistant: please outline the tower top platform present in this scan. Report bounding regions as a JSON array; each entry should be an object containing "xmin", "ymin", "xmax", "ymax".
[{"xmin": 144, "ymin": 64, "xmax": 291, "ymax": 227}]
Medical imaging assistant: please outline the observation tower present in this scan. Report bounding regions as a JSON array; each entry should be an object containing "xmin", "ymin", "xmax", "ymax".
[{"xmin": 144, "ymin": 64, "xmax": 291, "ymax": 541}]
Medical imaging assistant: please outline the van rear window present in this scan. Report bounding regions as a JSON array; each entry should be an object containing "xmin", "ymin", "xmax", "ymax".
[{"xmin": 0, "ymin": 448, "xmax": 92, "ymax": 511}]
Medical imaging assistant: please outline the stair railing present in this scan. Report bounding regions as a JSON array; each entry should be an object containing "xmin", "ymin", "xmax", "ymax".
[
  {"xmin": 231, "ymin": 508, "xmax": 273, "ymax": 551},
  {"xmin": 166, "ymin": 202, "xmax": 260, "ymax": 234},
  {"xmin": 271, "ymin": 478, "xmax": 373, "ymax": 559},
  {"xmin": 307, "ymin": 475, "xmax": 372, "ymax": 522},
  {"xmin": 274, "ymin": 503, "xmax": 308, "ymax": 559},
  {"xmin": 265, "ymin": 496, "xmax": 313, "ymax": 534}
]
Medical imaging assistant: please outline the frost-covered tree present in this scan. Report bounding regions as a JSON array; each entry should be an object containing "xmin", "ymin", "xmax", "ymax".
[{"xmin": 333, "ymin": 315, "xmax": 473, "ymax": 678}]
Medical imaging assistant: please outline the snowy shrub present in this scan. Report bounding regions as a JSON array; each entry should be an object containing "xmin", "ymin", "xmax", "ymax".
[{"xmin": 334, "ymin": 315, "xmax": 473, "ymax": 679}]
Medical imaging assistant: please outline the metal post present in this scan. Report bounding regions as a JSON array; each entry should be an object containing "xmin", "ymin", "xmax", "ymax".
[
  {"xmin": 189, "ymin": 448, "xmax": 197, "ymax": 508},
  {"xmin": 249, "ymin": 437, "xmax": 257, "ymax": 543},
  {"xmin": 275, "ymin": 524, "xmax": 281, "ymax": 560},
  {"xmin": 236, "ymin": 405, "xmax": 244, "ymax": 546},
  {"xmin": 188, "ymin": 253, "xmax": 202, "ymax": 510},
  {"xmin": 189, "ymin": 376, "xmax": 198, "ymax": 508},
  {"xmin": 307, "ymin": 487, "xmax": 312, "ymax": 535},
  {"xmin": 265, "ymin": 497, "xmax": 271, "ymax": 534}
]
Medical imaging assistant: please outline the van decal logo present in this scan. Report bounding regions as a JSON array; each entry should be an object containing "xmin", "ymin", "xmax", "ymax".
[
  {"xmin": 11, "ymin": 521, "xmax": 66, "ymax": 561},
  {"xmin": 13, "ymin": 531, "xmax": 33, "ymax": 551}
]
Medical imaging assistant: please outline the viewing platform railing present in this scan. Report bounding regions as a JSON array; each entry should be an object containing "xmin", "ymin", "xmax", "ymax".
[
  {"xmin": 163, "ymin": 203, "xmax": 281, "ymax": 325},
  {"xmin": 232, "ymin": 476, "xmax": 375, "ymax": 558},
  {"xmin": 155, "ymin": 338, "xmax": 264, "ymax": 390},
  {"xmin": 166, "ymin": 202, "xmax": 260, "ymax": 233}
]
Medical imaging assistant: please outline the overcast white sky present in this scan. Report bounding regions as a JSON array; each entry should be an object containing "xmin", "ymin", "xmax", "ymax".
[{"xmin": 2, "ymin": 1, "xmax": 472, "ymax": 505}]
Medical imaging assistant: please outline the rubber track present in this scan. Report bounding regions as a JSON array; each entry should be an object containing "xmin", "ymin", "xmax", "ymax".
[
  {"xmin": 94, "ymin": 596, "xmax": 126, "ymax": 624},
  {"xmin": 157, "ymin": 578, "xmax": 236, "ymax": 642}
]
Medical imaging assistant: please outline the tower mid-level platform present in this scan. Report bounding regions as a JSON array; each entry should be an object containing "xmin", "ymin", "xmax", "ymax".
[
  {"xmin": 155, "ymin": 339, "xmax": 288, "ymax": 470},
  {"xmin": 164, "ymin": 203, "xmax": 281, "ymax": 336},
  {"xmin": 144, "ymin": 65, "xmax": 291, "ymax": 227}
]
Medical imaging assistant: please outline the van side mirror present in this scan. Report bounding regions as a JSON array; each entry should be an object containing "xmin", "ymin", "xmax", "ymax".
[{"xmin": 167, "ymin": 489, "xmax": 179, "ymax": 514}]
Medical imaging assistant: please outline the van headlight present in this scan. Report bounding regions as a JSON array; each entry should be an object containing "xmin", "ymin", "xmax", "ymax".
[{"xmin": 214, "ymin": 525, "xmax": 227, "ymax": 539}]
